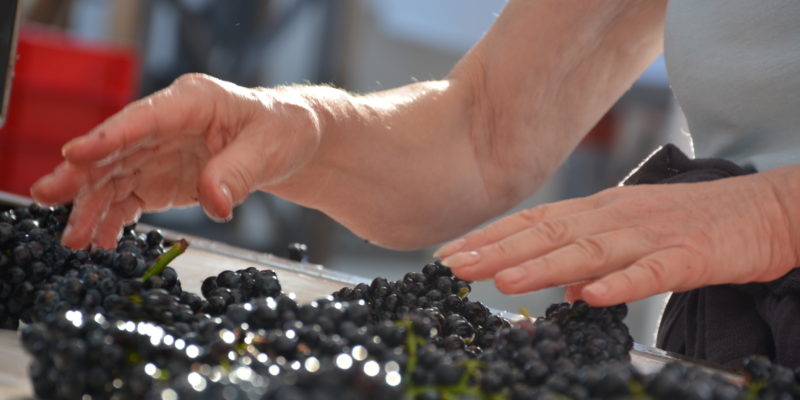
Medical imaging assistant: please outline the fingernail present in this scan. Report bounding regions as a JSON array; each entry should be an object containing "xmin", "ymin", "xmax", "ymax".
[
  {"xmin": 61, "ymin": 136, "xmax": 87, "ymax": 157},
  {"xmin": 220, "ymin": 183, "xmax": 232, "ymax": 203},
  {"xmin": 30, "ymin": 177, "xmax": 47, "ymax": 195},
  {"xmin": 440, "ymin": 251, "xmax": 480, "ymax": 269},
  {"xmin": 497, "ymin": 267, "xmax": 526, "ymax": 284},
  {"xmin": 30, "ymin": 175, "xmax": 55, "ymax": 201},
  {"xmin": 205, "ymin": 212, "xmax": 228, "ymax": 223},
  {"xmin": 433, "ymin": 238, "xmax": 466, "ymax": 258},
  {"xmin": 585, "ymin": 282, "xmax": 609, "ymax": 297},
  {"xmin": 219, "ymin": 183, "xmax": 233, "ymax": 221}
]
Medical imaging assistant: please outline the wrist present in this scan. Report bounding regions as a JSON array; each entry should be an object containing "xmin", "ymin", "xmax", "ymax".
[
  {"xmin": 256, "ymin": 84, "xmax": 356, "ymax": 200},
  {"xmin": 762, "ymin": 165, "xmax": 800, "ymax": 269}
]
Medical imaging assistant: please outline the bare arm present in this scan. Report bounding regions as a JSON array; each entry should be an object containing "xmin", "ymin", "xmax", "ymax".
[
  {"xmin": 273, "ymin": 0, "xmax": 668, "ymax": 248},
  {"xmin": 32, "ymin": 0, "xmax": 666, "ymax": 250}
]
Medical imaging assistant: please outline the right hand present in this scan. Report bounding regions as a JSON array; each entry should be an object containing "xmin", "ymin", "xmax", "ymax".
[{"xmin": 31, "ymin": 73, "xmax": 322, "ymax": 249}]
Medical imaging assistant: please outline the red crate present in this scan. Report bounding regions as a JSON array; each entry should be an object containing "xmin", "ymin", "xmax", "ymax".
[{"xmin": 0, "ymin": 26, "xmax": 138, "ymax": 196}]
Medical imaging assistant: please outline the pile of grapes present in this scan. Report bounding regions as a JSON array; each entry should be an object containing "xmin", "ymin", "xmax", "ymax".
[{"xmin": 1, "ymin": 203, "xmax": 799, "ymax": 399}]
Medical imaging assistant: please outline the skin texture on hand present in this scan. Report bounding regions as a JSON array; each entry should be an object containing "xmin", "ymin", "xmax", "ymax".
[
  {"xmin": 436, "ymin": 167, "xmax": 800, "ymax": 306},
  {"xmin": 31, "ymin": 74, "xmax": 323, "ymax": 249}
]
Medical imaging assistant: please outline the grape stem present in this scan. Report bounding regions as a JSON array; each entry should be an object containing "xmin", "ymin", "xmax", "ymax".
[
  {"xmin": 398, "ymin": 319, "xmax": 508, "ymax": 400},
  {"xmin": 140, "ymin": 239, "xmax": 189, "ymax": 282}
]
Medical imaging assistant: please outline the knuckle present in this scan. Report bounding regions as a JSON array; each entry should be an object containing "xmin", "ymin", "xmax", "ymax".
[
  {"xmin": 675, "ymin": 227, "xmax": 713, "ymax": 258},
  {"xmin": 462, "ymin": 229, "xmax": 486, "ymax": 246},
  {"xmin": 485, "ymin": 240, "xmax": 513, "ymax": 260},
  {"xmin": 536, "ymin": 218, "xmax": 571, "ymax": 244},
  {"xmin": 631, "ymin": 224, "xmax": 662, "ymax": 245},
  {"xmin": 172, "ymin": 73, "xmax": 227, "ymax": 100},
  {"xmin": 522, "ymin": 257, "xmax": 559, "ymax": 288},
  {"xmin": 616, "ymin": 271, "xmax": 639, "ymax": 296},
  {"xmin": 573, "ymin": 236, "xmax": 609, "ymax": 263},
  {"xmin": 634, "ymin": 257, "xmax": 670, "ymax": 290},
  {"xmin": 173, "ymin": 72, "xmax": 214, "ymax": 88},
  {"xmin": 531, "ymin": 256, "xmax": 558, "ymax": 279},
  {"xmin": 518, "ymin": 205, "xmax": 548, "ymax": 224},
  {"xmin": 227, "ymin": 160, "xmax": 257, "ymax": 195}
]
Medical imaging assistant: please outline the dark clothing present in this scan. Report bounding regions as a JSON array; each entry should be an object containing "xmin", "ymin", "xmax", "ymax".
[{"xmin": 622, "ymin": 144, "xmax": 800, "ymax": 368}]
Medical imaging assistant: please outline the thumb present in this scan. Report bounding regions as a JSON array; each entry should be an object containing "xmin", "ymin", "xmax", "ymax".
[{"xmin": 198, "ymin": 139, "xmax": 265, "ymax": 222}]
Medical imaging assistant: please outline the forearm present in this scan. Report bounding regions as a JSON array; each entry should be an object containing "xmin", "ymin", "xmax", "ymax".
[
  {"xmin": 268, "ymin": 0, "xmax": 667, "ymax": 249},
  {"xmin": 265, "ymin": 81, "xmax": 485, "ymax": 249},
  {"xmin": 452, "ymin": 0, "xmax": 667, "ymax": 204}
]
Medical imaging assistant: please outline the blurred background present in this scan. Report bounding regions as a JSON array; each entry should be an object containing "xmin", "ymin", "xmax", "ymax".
[{"xmin": 0, "ymin": 0, "xmax": 691, "ymax": 347}]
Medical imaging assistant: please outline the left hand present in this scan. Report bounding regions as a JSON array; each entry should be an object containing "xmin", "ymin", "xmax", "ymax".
[{"xmin": 435, "ymin": 171, "xmax": 800, "ymax": 306}]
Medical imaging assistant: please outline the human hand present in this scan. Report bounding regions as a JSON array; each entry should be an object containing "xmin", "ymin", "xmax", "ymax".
[
  {"xmin": 31, "ymin": 74, "xmax": 322, "ymax": 249},
  {"xmin": 435, "ymin": 173, "xmax": 800, "ymax": 306}
]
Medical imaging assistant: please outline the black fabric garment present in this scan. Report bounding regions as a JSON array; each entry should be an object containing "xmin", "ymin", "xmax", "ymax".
[{"xmin": 621, "ymin": 143, "xmax": 800, "ymax": 368}]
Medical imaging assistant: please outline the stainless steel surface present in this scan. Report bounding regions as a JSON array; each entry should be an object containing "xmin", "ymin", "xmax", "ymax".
[
  {"xmin": 631, "ymin": 343, "xmax": 744, "ymax": 384},
  {"xmin": 140, "ymin": 222, "xmax": 369, "ymax": 290},
  {"xmin": 0, "ymin": 192, "xmax": 745, "ymax": 397}
]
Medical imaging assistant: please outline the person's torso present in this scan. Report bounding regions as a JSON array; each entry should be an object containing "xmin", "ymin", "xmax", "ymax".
[{"xmin": 665, "ymin": 0, "xmax": 800, "ymax": 170}]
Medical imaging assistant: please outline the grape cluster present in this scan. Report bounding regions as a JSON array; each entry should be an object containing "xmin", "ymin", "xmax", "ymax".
[
  {"xmin": 3, "ymin": 203, "xmax": 800, "ymax": 399},
  {"xmin": 22, "ymin": 297, "xmax": 409, "ymax": 399},
  {"xmin": 0, "ymin": 205, "xmax": 171, "ymax": 329},
  {"xmin": 201, "ymin": 267, "xmax": 282, "ymax": 315},
  {"xmin": 543, "ymin": 300, "xmax": 632, "ymax": 365}
]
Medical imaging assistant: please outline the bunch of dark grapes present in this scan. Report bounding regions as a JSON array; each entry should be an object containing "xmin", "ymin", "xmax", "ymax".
[
  {"xmin": 543, "ymin": 300, "xmax": 633, "ymax": 365},
  {"xmin": 0, "ymin": 205, "xmax": 176, "ymax": 326},
  {"xmin": 0, "ymin": 204, "xmax": 73, "ymax": 328},
  {"xmin": 739, "ymin": 356, "xmax": 800, "ymax": 400},
  {"xmin": 333, "ymin": 262, "xmax": 480, "ymax": 324},
  {"xmin": 6, "ymin": 202, "xmax": 800, "ymax": 399},
  {"xmin": 21, "ymin": 311, "xmax": 199, "ymax": 399},
  {"xmin": 200, "ymin": 267, "xmax": 282, "ymax": 315},
  {"xmin": 22, "ymin": 300, "xmax": 409, "ymax": 400}
]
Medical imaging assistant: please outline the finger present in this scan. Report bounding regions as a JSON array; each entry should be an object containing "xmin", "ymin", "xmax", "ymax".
[
  {"xmin": 580, "ymin": 247, "xmax": 696, "ymax": 306},
  {"xmin": 435, "ymin": 197, "xmax": 597, "ymax": 260},
  {"xmin": 31, "ymin": 162, "xmax": 111, "ymax": 205},
  {"xmin": 91, "ymin": 195, "xmax": 144, "ymax": 249},
  {"xmin": 60, "ymin": 185, "xmax": 114, "ymax": 249},
  {"xmin": 31, "ymin": 150, "xmax": 151, "ymax": 205},
  {"xmin": 493, "ymin": 225, "xmax": 662, "ymax": 294},
  {"xmin": 62, "ymin": 99, "xmax": 162, "ymax": 165},
  {"xmin": 450, "ymin": 207, "xmax": 652, "ymax": 281},
  {"xmin": 62, "ymin": 75, "xmax": 218, "ymax": 165},
  {"xmin": 197, "ymin": 133, "xmax": 266, "ymax": 222}
]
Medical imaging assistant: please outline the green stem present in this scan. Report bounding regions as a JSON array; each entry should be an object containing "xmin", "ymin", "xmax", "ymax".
[
  {"xmin": 744, "ymin": 381, "xmax": 766, "ymax": 400},
  {"xmin": 140, "ymin": 239, "xmax": 189, "ymax": 282},
  {"xmin": 398, "ymin": 320, "xmax": 418, "ymax": 382},
  {"xmin": 627, "ymin": 380, "xmax": 651, "ymax": 400}
]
